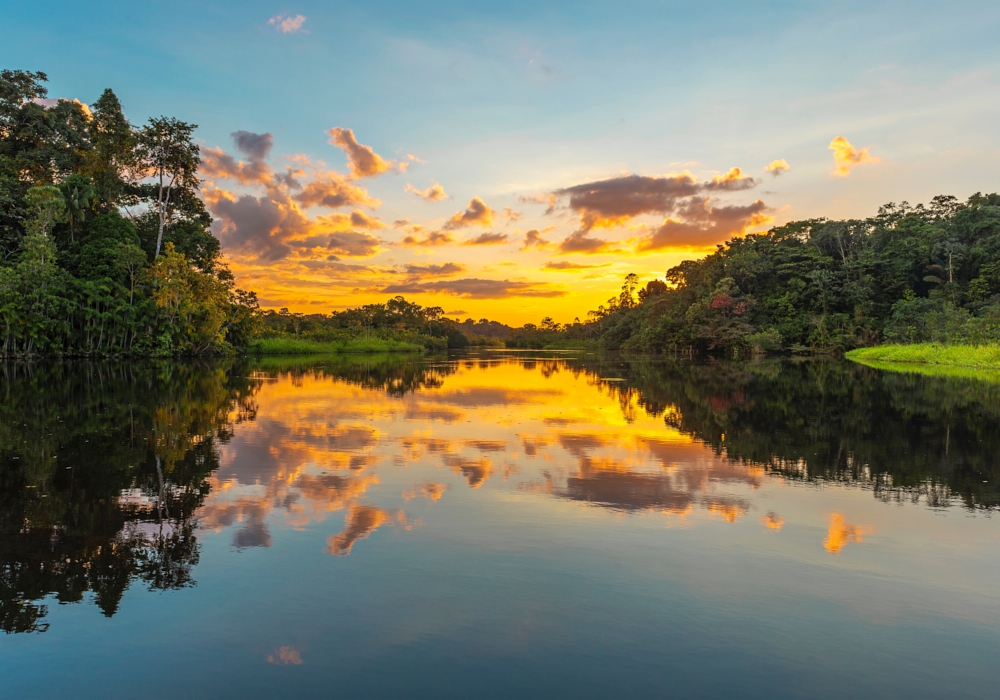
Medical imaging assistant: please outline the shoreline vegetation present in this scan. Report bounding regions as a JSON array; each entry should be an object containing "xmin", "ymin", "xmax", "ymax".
[
  {"xmin": 846, "ymin": 343, "xmax": 1000, "ymax": 372},
  {"xmin": 3, "ymin": 69, "xmax": 999, "ymax": 360},
  {"xmin": 250, "ymin": 337, "xmax": 423, "ymax": 355}
]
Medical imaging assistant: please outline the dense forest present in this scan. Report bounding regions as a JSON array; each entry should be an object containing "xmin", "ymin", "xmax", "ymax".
[
  {"xmin": 5, "ymin": 70, "xmax": 1000, "ymax": 358},
  {"xmin": 0, "ymin": 70, "xmax": 259, "ymax": 356},
  {"xmin": 512, "ymin": 193, "xmax": 1000, "ymax": 353}
]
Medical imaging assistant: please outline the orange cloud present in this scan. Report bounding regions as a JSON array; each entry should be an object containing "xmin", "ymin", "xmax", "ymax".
[
  {"xmin": 399, "ymin": 230, "xmax": 454, "ymax": 247},
  {"xmin": 521, "ymin": 229, "xmax": 553, "ymax": 250},
  {"xmin": 327, "ymin": 127, "xmax": 400, "ymax": 179},
  {"xmin": 405, "ymin": 182, "xmax": 449, "ymax": 201},
  {"xmin": 313, "ymin": 209, "xmax": 384, "ymax": 231},
  {"xmin": 557, "ymin": 173, "xmax": 699, "ymax": 230},
  {"xmin": 204, "ymin": 186, "xmax": 306, "ymax": 261},
  {"xmin": 294, "ymin": 170, "xmax": 379, "ymax": 209},
  {"xmin": 823, "ymin": 512, "xmax": 871, "ymax": 553},
  {"xmin": 381, "ymin": 278, "xmax": 564, "ymax": 299},
  {"xmin": 638, "ymin": 198, "xmax": 771, "ymax": 251},
  {"xmin": 402, "ymin": 262, "xmax": 465, "ymax": 277},
  {"xmin": 708, "ymin": 167, "xmax": 757, "ymax": 190},
  {"xmin": 443, "ymin": 197, "xmax": 495, "ymax": 230},
  {"xmin": 464, "ymin": 232, "xmax": 508, "ymax": 245},
  {"xmin": 558, "ymin": 230, "xmax": 614, "ymax": 255},
  {"xmin": 829, "ymin": 136, "xmax": 879, "ymax": 176},
  {"xmin": 765, "ymin": 159, "xmax": 790, "ymax": 177},
  {"xmin": 298, "ymin": 231, "xmax": 381, "ymax": 258},
  {"xmin": 556, "ymin": 171, "xmax": 762, "ymax": 236},
  {"xmin": 200, "ymin": 147, "xmax": 268, "ymax": 184},
  {"xmin": 545, "ymin": 260, "xmax": 610, "ymax": 271}
]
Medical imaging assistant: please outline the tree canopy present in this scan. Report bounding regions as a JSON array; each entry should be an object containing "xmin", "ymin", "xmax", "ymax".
[{"xmin": 0, "ymin": 69, "xmax": 259, "ymax": 356}]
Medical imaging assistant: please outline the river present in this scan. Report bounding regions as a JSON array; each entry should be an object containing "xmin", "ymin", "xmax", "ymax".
[{"xmin": 1, "ymin": 351, "xmax": 999, "ymax": 698}]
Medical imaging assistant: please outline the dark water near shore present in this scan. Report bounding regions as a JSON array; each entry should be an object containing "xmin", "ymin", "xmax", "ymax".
[{"xmin": 1, "ymin": 352, "xmax": 999, "ymax": 698}]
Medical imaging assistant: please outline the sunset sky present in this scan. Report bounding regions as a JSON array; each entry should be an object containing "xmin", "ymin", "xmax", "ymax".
[{"xmin": 6, "ymin": 1, "xmax": 1000, "ymax": 324}]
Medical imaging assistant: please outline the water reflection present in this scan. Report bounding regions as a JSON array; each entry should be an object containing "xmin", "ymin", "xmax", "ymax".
[
  {"xmin": 2, "ymin": 352, "xmax": 999, "ymax": 634},
  {"xmin": 0, "ymin": 361, "xmax": 256, "ymax": 633}
]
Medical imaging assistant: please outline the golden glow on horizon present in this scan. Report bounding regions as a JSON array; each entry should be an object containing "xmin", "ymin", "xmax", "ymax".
[{"xmin": 200, "ymin": 129, "xmax": 785, "ymax": 324}]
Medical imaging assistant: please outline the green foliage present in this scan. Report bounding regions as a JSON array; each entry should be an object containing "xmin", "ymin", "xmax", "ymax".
[
  {"xmin": 847, "ymin": 343, "xmax": 1000, "ymax": 371},
  {"xmin": 0, "ymin": 71, "xmax": 259, "ymax": 356},
  {"xmin": 561, "ymin": 194, "xmax": 1000, "ymax": 355},
  {"xmin": 260, "ymin": 295, "xmax": 473, "ymax": 350},
  {"xmin": 249, "ymin": 336, "xmax": 424, "ymax": 355}
]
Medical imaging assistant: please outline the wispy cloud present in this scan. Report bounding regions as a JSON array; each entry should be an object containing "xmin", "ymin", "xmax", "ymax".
[
  {"xmin": 405, "ymin": 182, "xmax": 449, "ymax": 201},
  {"xmin": 268, "ymin": 14, "xmax": 306, "ymax": 34},
  {"xmin": 382, "ymin": 278, "xmax": 564, "ymax": 299},
  {"xmin": 464, "ymin": 232, "xmax": 508, "ymax": 245},
  {"xmin": 544, "ymin": 261, "xmax": 610, "ymax": 271},
  {"xmin": 402, "ymin": 262, "xmax": 465, "ymax": 277},
  {"xmin": 519, "ymin": 192, "xmax": 557, "ymax": 214},
  {"xmin": 399, "ymin": 230, "xmax": 453, "ymax": 247}
]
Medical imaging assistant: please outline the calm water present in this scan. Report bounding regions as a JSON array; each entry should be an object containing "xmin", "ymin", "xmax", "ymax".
[{"xmin": 2, "ymin": 352, "xmax": 999, "ymax": 698}]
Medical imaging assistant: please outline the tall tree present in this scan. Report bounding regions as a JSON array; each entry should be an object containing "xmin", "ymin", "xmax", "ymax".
[
  {"xmin": 84, "ymin": 89, "xmax": 134, "ymax": 208},
  {"xmin": 135, "ymin": 117, "xmax": 200, "ymax": 258}
]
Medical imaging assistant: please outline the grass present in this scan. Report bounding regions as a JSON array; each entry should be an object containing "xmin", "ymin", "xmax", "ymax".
[
  {"xmin": 249, "ymin": 337, "xmax": 423, "ymax": 355},
  {"xmin": 846, "ymin": 343, "xmax": 1000, "ymax": 376}
]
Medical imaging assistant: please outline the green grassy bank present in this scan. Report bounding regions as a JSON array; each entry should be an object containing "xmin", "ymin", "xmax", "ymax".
[
  {"xmin": 249, "ymin": 337, "xmax": 424, "ymax": 355},
  {"xmin": 846, "ymin": 343, "xmax": 1000, "ymax": 371}
]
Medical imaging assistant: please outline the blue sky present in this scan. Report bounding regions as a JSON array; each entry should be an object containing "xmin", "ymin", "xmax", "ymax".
[{"xmin": 5, "ymin": 1, "xmax": 1000, "ymax": 321}]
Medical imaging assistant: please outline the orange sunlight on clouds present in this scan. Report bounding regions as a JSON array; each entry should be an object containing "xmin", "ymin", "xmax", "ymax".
[{"xmin": 200, "ymin": 128, "xmax": 785, "ymax": 324}]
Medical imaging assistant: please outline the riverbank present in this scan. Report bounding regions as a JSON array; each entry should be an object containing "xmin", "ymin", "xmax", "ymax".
[
  {"xmin": 249, "ymin": 337, "xmax": 424, "ymax": 355},
  {"xmin": 846, "ymin": 343, "xmax": 1000, "ymax": 370}
]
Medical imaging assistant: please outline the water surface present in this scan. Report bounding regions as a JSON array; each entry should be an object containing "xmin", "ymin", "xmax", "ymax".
[{"xmin": 2, "ymin": 353, "xmax": 999, "ymax": 698}]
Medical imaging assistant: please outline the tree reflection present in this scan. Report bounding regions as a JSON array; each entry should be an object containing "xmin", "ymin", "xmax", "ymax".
[
  {"xmin": 0, "ymin": 360, "xmax": 258, "ymax": 633},
  {"xmin": 562, "ymin": 355, "xmax": 1000, "ymax": 509},
  {"xmin": 251, "ymin": 353, "xmax": 457, "ymax": 396}
]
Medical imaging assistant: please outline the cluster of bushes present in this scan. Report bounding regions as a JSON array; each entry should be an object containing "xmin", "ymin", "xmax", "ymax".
[
  {"xmin": 0, "ymin": 70, "xmax": 259, "ymax": 356},
  {"xmin": 259, "ymin": 296, "xmax": 490, "ymax": 351}
]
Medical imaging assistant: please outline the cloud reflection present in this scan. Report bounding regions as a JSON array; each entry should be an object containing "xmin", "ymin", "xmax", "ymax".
[
  {"xmin": 823, "ymin": 513, "xmax": 871, "ymax": 553},
  {"xmin": 197, "ymin": 356, "xmax": 793, "ymax": 557}
]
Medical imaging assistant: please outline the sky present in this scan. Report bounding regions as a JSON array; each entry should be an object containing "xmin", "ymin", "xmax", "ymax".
[{"xmin": 5, "ymin": 1, "xmax": 1000, "ymax": 324}]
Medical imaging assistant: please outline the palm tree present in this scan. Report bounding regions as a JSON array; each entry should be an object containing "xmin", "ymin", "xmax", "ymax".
[{"xmin": 58, "ymin": 174, "xmax": 95, "ymax": 242}]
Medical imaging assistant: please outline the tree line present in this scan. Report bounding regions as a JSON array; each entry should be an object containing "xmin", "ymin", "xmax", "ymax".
[
  {"xmin": 514, "ymin": 194, "xmax": 1000, "ymax": 353},
  {"xmin": 0, "ymin": 70, "xmax": 259, "ymax": 356},
  {"xmin": 260, "ymin": 296, "xmax": 501, "ymax": 349}
]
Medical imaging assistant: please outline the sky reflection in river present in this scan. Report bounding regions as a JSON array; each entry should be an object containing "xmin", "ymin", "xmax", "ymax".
[{"xmin": 2, "ymin": 353, "xmax": 1000, "ymax": 698}]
